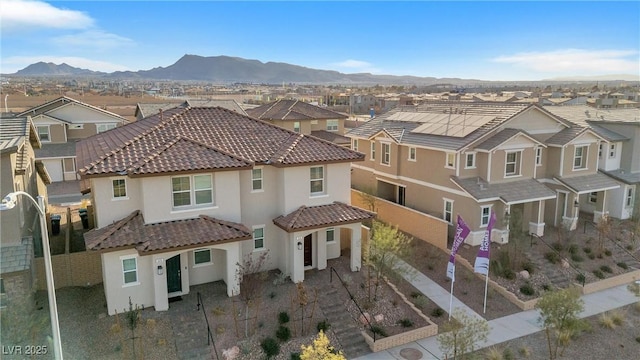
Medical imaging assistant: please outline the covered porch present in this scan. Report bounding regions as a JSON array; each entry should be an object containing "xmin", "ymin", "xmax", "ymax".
[{"xmin": 554, "ymin": 172, "xmax": 620, "ymax": 229}]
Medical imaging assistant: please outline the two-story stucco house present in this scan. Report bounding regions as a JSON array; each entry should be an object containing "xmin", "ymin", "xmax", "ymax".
[
  {"xmin": 17, "ymin": 96, "xmax": 128, "ymax": 182},
  {"xmin": 246, "ymin": 99, "xmax": 351, "ymax": 147},
  {"xmin": 348, "ymin": 102, "xmax": 619, "ymax": 246},
  {"xmin": 0, "ymin": 116, "xmax": 51, "ymax": 311},
  {"xmin": 77, "ymin": 106, "xmax": 372, "ymax": 315},
  {"xmin": 544, "ymin": 106, "xmax": 640, "ymax": 220}
]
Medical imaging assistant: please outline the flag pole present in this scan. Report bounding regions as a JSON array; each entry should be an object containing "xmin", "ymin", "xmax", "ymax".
[
  {"xmin": 449, "ymin": 267, "xmax": 454, "ymax": 321},
  {"xmin": 483, "ymin": 266, "xmax": 489, "ymax": 313}
]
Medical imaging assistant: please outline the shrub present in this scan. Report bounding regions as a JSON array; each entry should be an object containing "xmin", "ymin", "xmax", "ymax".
[
  {"xmin": 545, "ymin": 251, "xmax": 560, "ymax": 264},
  {"xmin": 397, "ymin": 318, "xmax": 414, "ymax": 328},
  {"xmin": 521, "ymin": 261, "xmax": 535, "ymax": 274},
  {"xmin": 604, "ymin": 249, "xmax": 612, "ymax": 256},
  {"xmin": 412, "ymin": 295, "xmax": 429, "ymax": 309},
  {"xmin": 278, "ymin": 311, "xmax": 290, "ymax": 324},
  {"xmin": 593, "ymin": 269, "xmax": 605, "ymax": 279},
  {"xmin": 370, "ymin": 325, "xmax": 388, "ymax": 337},
  {"xmin": 610, "ymin": 309, "xmax": 625, "ymax": 326},
  {"xmin": 261, "ymin": 337, "xmax": 280, "ymax": 359},
  {"xmin": 519, "ymin": 283, "xmax": 535, "ymax": 296},
  {"xmin": 503, "ymin": 268, "xmax": 516, "ymax": 280},
  {"xmin": 276, "ymin": 326, "xmax": 291, "ymax": 342},
  {"xmin": 410, "ymin": 291, "xmax": 422, "ymax": 298},
  {"xmin": 212, "ymin": 306, "xmax": 225, "ymax": 316},
  {"xmin": 626, "ymin": 245, "xmax": 634, "ymax": 251},
  {"xmin": 568, "ymin": 244, "xmax": 579, "ymax": 255},
  {"xmin": 290, "ymin": 352, "xmax": 301, "ymax": 360},
  {"xmin": 583, "ymin": 247, "xmax": 592, "ymax": 254},
  {"xmin": 570, "ymin": 253, "xmax": 584, "ymax": 262},
  {"xmin": 269, "ymin": 291, "xmax": 276, "ymax": 299},
  {"xmin": 587, "ymin": 253, "xmax": 596, "ymax": 260},
  {"xmin": 576, "ymin": 274, "xmax": 586, "ymax": 283},
  {"xmin": 503, "ymin": 347, "xmax": 515, "ymax": 360},
  {"xmin": 542, "ymin": 284, "xmax": 552, "ymax": 291},
  {"xmin": 430, "ymin": 307, "xmax": 445, "ymax": 318},
  {"xmin": 617, "ymin": 262, "xmax": 629, "ymax": 270},
  {"xmin": 518, "ymin": 346, "xmax": 532, "ymax": 357},
  {"xmin": 600, "ymin": 265, "xmax": 613, "ymax": 273},
  {"xmin": 599, "ymin": 313, "xmax": 615, "ymax": 329},
  {"xmin": 636, "ymin": 337, "xmax": 640, "ymax": 344},
  {"xmin": 316, "ymin": 320, "xmax": 330, "ymax": 332},
  {"xmin": 484, "ymin": 347, "xmax": 502, "ymax": 360},
  {"xmin": 552, "ymin": 242, "xmax": 564, "ymax": 252}
]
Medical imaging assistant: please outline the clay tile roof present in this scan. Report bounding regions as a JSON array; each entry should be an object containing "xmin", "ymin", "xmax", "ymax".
[
  {"xmin": 77, "ymin": 107, "xmax": 363, "ymax": 178},
  {"xmin": 84, "ymin": 210, "xmax": 252, "ymax": 254},
  {"xmin": 247, "ymin": 99, "xmax": 347, "ymax": 121},
  {"xmin": 273, "ymin": 202, "xmax": 375, "ymax": 233}
]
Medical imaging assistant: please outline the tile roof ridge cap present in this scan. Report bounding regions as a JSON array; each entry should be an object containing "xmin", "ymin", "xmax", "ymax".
[
  {"xmin": 90, "ymin": 210, "xmax": 141, "ymax": 249},
  {"xmin": 259, "ymin": 99, "xmax": 282, "ymax": 119},
  {"xmin": 287, "ymin": 205, "xmax": 307, "ymax": 229},
  {"xmin": 200, "ymin": 215, "xmax": 251, "ymax": 233},
  {"xmin": 180, "ymin": 136, "xmax": 253, "ymax": 164},
  {"xmin": 271, "ymin": 133, "xmax": 304, "ymax": 164},
  {"xmin": 127, "ymin": 136, "xmax": 183, "ymax": 173}
]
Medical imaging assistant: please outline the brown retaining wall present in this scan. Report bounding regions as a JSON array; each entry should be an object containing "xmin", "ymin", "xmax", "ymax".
[{"xmin": 34, "ymin": 251, "xmax": 102, "ymax": 290}]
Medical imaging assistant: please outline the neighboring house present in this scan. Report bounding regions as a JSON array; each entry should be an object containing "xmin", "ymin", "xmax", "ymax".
[
  {"xmin": 347, "ymin": 101, "xmax": 619, "ymax": 246},
  {"xmin": 0, "ymin": 116, "xmax": 51, "ymax": 311},
  {"xmin": 77, "ymin": 106, "xmax": 372, "ymax": 315},
  {"xmin": 134, "ymin": 99, "xmax": 247, "ymax": 121},
  {"xmin": 17, "ymin": 96, "xmax": 128, "ymax": 182},
  {"xmin": 544, "ymin": 106, "xmax": 640, "ymax": 220},
  {"xmin": 247, "ymin": 99, "xmax": 351, "ymax": 147}
]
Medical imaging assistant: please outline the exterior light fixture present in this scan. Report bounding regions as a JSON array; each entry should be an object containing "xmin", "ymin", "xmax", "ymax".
[
  {"xmin": 157, "ymin": 265, "xmax": 163, "ymax": 275},
  {"xmin": 297, "ymin": 241, "xmax": 303, "ymax": 250}
]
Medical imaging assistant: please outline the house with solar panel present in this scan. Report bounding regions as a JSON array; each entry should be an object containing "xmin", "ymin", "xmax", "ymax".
[
  {"xmin": 76, "ymin": 106, "xmax": 372, "ymax": 315},
  {"xmin": 347, "ymin": 102, "xmax": 620, "ymax": 245}
]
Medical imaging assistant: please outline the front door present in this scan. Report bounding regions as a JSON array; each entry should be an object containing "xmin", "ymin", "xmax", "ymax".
[
  {"xmin": 166, "ymin": 255, "xmax": 182, "ymax": 293},
  {"xmin": 303, "ymin": 234, "xmax": 312, "ymax": 267}
]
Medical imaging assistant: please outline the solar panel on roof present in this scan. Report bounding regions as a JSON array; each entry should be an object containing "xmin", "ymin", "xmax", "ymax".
[{"xmin": 408, "ymin": 114, "xmax": 495, "ymax": 137}]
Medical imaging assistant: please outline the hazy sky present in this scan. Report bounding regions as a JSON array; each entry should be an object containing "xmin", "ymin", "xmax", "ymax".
[{"xmin": 1, "ymin": 0, "xmax": 639, "ymax": 81}]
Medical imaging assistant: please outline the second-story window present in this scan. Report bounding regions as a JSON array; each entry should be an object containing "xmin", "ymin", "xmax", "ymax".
[
  {"xmin": 326, "ymin": 120, "xmax": 338, "ymax": 131},
  {"xmin": 112, "ymin": 178, "xmax": 127, "ymax": 199},
  {"xmin": 465, "ymin": 153, "xmax": 476, "ymax": 169},
  {"xmin": 37, "ymin": 126, "xmax": 50, "ymax": 142},
  {"xmin": 573, "ymin": 145, "xmax": 588, "ymax": 170},
  {"xmin": 97, "ymin": 123, "xmax": 117, "ymax": 133},
  {"xmin": 382, "ymin": 143, "xmax": 390, "ymax": 165},
  {"xmin": 609, "ymin": 143, "xmax": 616, "ymax": 158},
  {"xmin": 535, "ymin": 147, "xmax": 543, "ymax": 166},
  {"xmin": 370, "ymin": 141, "xmax": 376, "ymax": 160},
  {"xmin": 352, "ymin": 139, "xmax": 358, "ymax": 151},
  {"xmin": 172, "ymin": 174, "xmax": 213, "ymax": 208},
  {"xmin": 409, "ymin": 147, "xmax": 416, "ymax": 161},
  {"xmin": 293, "ymin": 122, "xmax": 300, "ymax": 133},
  {"xmin": 446, "ymin": 153, "xmax": 456, "ymax": 169},
  {"xmin": 310, "ymin": 166, "xmax": 324, "ymax": 195},
  {"xmin": 252, "ymin": 168, "xmax": 263, "ymax": 191},
  {"xmin": 505, "ymin": 151, "xmax": 521, "ymax": 176}
]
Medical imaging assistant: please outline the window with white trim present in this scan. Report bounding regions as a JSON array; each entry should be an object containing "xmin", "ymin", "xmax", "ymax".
[
  {"xmin": 326, "ymin": 120, "xmax": 338, "ymax": 131},
  {"xmin": 626, "ymin": 187, "xmax": 634, "ymax": 207},
  {"xmin": 382, "ymin": 143, "xmax": 390, "ymax": 165},
  {"xmin": 443, "ymin": 199, "xmax": 453, "ymax": 224},
  {"xmin": 445, "ymin": 153, "xmax": 455, "ymax": 169},
  {"xmin": 370, "ymin": 141, "xmax": 376, "ymax": 160},
  {"xmin": 480, "ymin": 206, "xmax": 491, "ymax": 227},
  {"xmin": 505, "ymin": 151, "xmax": 521, "ymax": 176},
  {"xmin": 535, "ymin": 147, "xmax": 543, "ymax": 166},
  {"xmin": 573, "ymin": 145, "xmax": 588, "ymax": 170},
  {"xmin": 408, "ymin": 147, "xmax": 416, "ymax": 161},
  {"xmin": 609, "ymin": 143, "xmax": 616, "ymax": 158},
  {"xmin": 194, "ymin": 249, "xmax": 212, "ymax": 265},
  {"xmin": 588, "ymin": 192, "xmax": 597, "ymax": 204},
  {"xmin": 326, "ymin": 228, "xmax": 335, "ymax": 243},
  {"xmin": 122, "ymin": 257, "xmax": 138, "ymax": 284},
  {"xmin": 598, "ymin": 144, "xmax": 603, "ymax": 158},
  {"xmin": 465, "ymin": 153, "xmax": 476, "ymax": 169},
  {"xmin": 253, "ymin": 226, "xmax": 265, "ymax": 250},
  {"xmin": 97, "ymin": 123, "xmax": 117, "ymax": 133},
  {"xmin": 171, "ymin": 174, "xmax": 213, "ymax": 208},
  {"xmin": 37, "ymin": 126, "xmax": 50, "ymax": 142},
  {"xmin": 112, "ymin": 178, "xmax": 127, "ymax": 198},
  {"xmin": 252, "ymin": 168, "xmax": 263, "ymax": 191},
  {"xmin": 352, "ymin": 139, "xmax": 358, "ymax": 151},
  {"xmin": 293, "ymin": 121, "xmax": 300, "ymax": 133},
  {"xmin": 310, "ymin": 166, "xmax": 324, "ymax": 195}
]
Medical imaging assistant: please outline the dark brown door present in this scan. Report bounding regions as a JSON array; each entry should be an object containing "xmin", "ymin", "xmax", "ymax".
[{"xmin": 303, "ymin": 234, "xmax": 312, "ymax": 267}]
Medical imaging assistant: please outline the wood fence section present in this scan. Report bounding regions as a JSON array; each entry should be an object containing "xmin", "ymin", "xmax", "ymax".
[
  {"xmin": 351, "ymin": 189, "xmax": 448, "ymax": 251},
  {"xmin": 34, "ymin": 251, "xmax": 102, "ymax": 290}
]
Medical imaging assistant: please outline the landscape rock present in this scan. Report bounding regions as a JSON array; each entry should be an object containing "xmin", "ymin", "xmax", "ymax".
[
  {"xmin": 223, "ymin": 346, "xmax": 239, "ymax": 360},
  {"xmin": 374, "ymin": 314, "xmax": 384, "ymax": 322},
  {"xmin": 519, "ymin": 270, "xmax": 530, "ymax": 280},
  {"xmin": 360, "ymin": 312, "xmax": 371, "ymax": 324},
  {"xmin": 561, "ymin": 258, "xmax": 570, "ymax": 269}
]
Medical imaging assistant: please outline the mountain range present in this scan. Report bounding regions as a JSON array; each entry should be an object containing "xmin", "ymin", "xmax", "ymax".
[{"xmin": 7, "ymin": 54, "xmax": 640, "ymax": 85}]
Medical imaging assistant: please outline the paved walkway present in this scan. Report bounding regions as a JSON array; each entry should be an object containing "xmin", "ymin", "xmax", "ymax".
[{"xmin": 354, "ymin": 259, "xmax": 639, "ymax": 360}]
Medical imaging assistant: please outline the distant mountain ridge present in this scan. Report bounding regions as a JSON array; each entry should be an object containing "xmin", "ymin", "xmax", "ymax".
[{"xmin": 6, "ymin": 55, "xmax": 639, "ymax": 85}]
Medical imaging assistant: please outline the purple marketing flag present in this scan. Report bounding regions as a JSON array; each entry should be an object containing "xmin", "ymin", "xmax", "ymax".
[
  {"xmin": 446, "ymin": 216, "xmax": 471, "ymax": 280},
  {"xmin": 474, "ymin": 210, "xmax": 497, "ymax": 275}
]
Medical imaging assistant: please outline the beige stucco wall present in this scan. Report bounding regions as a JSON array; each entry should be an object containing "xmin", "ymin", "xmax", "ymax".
[
  {"xmin": 102, "ymin": 248, "xmax": 155, "ymax": 315},
  {"xmin": 561, "ymin": 134, "xmax": 600, "ymax": 176}
]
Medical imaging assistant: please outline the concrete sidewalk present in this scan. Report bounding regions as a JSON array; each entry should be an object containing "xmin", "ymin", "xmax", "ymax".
[{"xmin": 354, "ymin": 260, "xmax": 639, "ymax": 360}]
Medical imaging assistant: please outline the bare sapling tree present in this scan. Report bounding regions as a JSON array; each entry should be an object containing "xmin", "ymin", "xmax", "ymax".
[
  {"xmin": 124, "ymin": 297, "xmax": 143, "ymax": 360},
  {"xmin": 235, "ymin": 249, "xmax": 270, "ymax": 337},
  {"xmin": 437, "ymin": 308, "xmax": 490, "ymax": 360}
]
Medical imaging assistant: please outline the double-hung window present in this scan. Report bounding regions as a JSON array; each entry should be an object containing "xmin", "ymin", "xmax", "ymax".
[
  {"xmin": 443, "ymin": 199, "xmax": 453, "ymax": 224},
  {"xmin": 573, "ymin": 145, "xmax": 588, "ymax": 170},
  {"xmin": 172, "ymin": 174, "xmax": 213, "ymax": 208},
  {"xmin": 609, "ymin": 143, "xmax": 616, "ymax": 158},
  {"xmin": 293, "ymin": 122, "xmax": 300, "ymax": 133},
  {"xmin": 122, "ymin": 257, "xmax": 138, "ymax": 285},
  {"xmin": 505, "ymin": 151, "xmax": 521, "ymax": 176},
  {"xmin": 382, "ymin": 143, "xmax": 390, "ymax": 165},
  {"xmin": 310, "ymin": 166, "xmax": 325, "ymax": 195},
  {"xmin": 445, "ymin": 153, "xmax": 455, "ymax": 169},
  {"xmin": 252, "ymin": 168, "xmax": 263, "ymax": 191},
  {"xmin": 626, "ymin": 187, "xmax": 634, "ymax": 207},
  {"xmin": 37, "ymin": 126, "xmax": 50, "ymax": 142},
  {"xmin": 408, "ymin": 147, "xmax": 416, "ymax": 161},
  {"xmin": 253, "ymin": 226, "xmax": 265, "ymax": 250},
  {"xmin": 352, "ymin": 139, "xmax": 358, "ymax": 151},
  {"xmin": 535, "ymin": 147, "xmax": 543, "ymax": 166},
  {"xmin": 465, "ymin": 153, "xmax": 476, "ymax": 169},
  {"xmin": 370, "ymin": 142, "xmax": 376, "ymax": 160},
  {"xmin": 112, "ymin": 178, "xmax": 127, "ymax": 199},
  {"xmin": 480, "ymin": 206, "xmax": 491, "ymax": 227}
]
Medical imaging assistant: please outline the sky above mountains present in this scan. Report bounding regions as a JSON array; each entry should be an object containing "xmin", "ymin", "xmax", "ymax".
[{"xmin": 1, "ymin": 0, "xmax": 639, "ymax": 81}]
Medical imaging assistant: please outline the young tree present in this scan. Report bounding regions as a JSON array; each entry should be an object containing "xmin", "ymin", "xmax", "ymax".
[
  {"xmin": 535, "ymin": 287, "xmax": 587, "ymax": 359},
  {"xmin": 437, "ymin": 308, "xmax": 490, "ymax": 360},
  {"xmin": 300, "ymin": 330, "xmax": 346, "ymax": 360},
  {"xmin": 235, "ymin": 250, "xmax": 270, "ymax": 337},
  {"xmin": 124, "ymin": 297, "xmax": 142, "ymax": 359},
  {"xmin": 366, "ymin": 220, "xmax": 413, "ymax": 301}
]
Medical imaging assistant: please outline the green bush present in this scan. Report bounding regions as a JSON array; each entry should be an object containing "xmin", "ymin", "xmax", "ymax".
[
  {"xmin": 576, "ymin": 273, "xmax": 586, "ymax": 283},
  {"xmin": 430, "ymin": 307, "xmax": 445, "ymax": 318},
  {"xmin": 316, "ymin": 320, "xmax": 330, "ymax": 332},
  {"xmin": 397, "ymin": 318, "xmax": 414, "ymax": 327},
  {"xmin": 278, "ymin": 311, "xmax": 290, "ymax": 324},
  {"xmin": 604, "ymin": 249, "xmax": 612, "ymax": 256},
  {"xmin": 370, "ymin": 325, "xmax": 388, "ymax": 337},
  {"xmin": 552, "ymin": 242, "xmax": 564, "ymax": 252},
  {"xmin": 583, "ymin": 246, "xmax": 592, "ymax": 254},
  {"xmin": 568, "ymin": 244, "xmax": 579, "ymax": 255},
  {"xmin": 519, "ymin": 283, "xmax": 535, "ymax": 296},
  {"xmin": 545, "ymin": 251, "xmax": 560, "ymax": 264},
  {"xmin": 276, "ymin": 326, "xmax": 291, "ymax": 342},
  {"xmin": 412, "ymin": 295, "xmax": 428, "ymax": 309},
  {"xmin": 290, "ymin": 352, "xmax": 301, "ymax": 360},
  {"xmin": 593, "ymin": 269, "xmax": 605, "ymax": 279},
  {"xmin": 410, "ymin": 291, "xmax": 422, "ymax": 298},
  {"xmin": 571, "ymin": 253, "xmax": 584, "ymax": 262},
  {"xmin": 521, "ymin": 261, "xmax": 535, "ymax": 274},
  {"xmin": 617, "ymin": 262, "xmax": 629, "ymax": 270},
  {"xmin": 587, "ymin": 253, "xmax": 596, "ymax": 260},
  {"xmin": 600, "ymin": 265, "xmax": 613, "ymax": 273},
  {"xmin": 261, "ymin": 337, "xmax": 280, "ymax": 359},
  {"xmin": 542, "ymin": 284, "xmax": 552, "ymax": 291}
]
